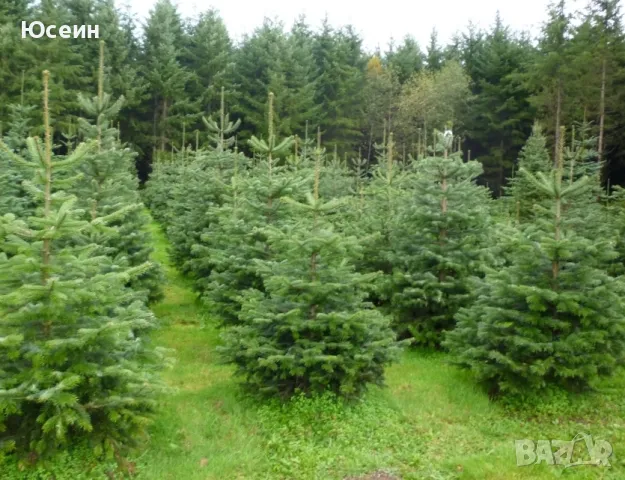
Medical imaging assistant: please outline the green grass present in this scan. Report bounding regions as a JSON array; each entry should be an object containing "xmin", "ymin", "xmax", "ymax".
[{"xmin": 5, "ymin": 221, "xmax": 625, "ymax": 479}]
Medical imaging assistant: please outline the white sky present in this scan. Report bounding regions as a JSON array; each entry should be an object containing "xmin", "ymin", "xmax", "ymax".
[{"xmin": 120, "ymin": 0, "xmax": 587, "ymax": 51}]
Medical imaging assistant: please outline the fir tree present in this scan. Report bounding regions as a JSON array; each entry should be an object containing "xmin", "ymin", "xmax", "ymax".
[
  {"xmin": 0, "ymin": 71, "xmax": 164, "ymax": 458},
  {"xmin": 445, "ymin": 134, "xmax": 625, "ymax": 394},
  {"xmin": 74, "ymin": 42, "xmax": 164, "ymax": 302},
  {"xmin": 347, "ymin": 133, "xmax": 408, "ymax": 310},
  {"xmin": 426, "ymin": 28, "xmax": 444, "ymax": 71},
  {"xmin": 392, "ymin": 132, "xmax": 493, "ymax": 347},
  {"xmin": 197, "ymin": 92, "xmax": 307, "ymax": 324},
  {"xmin": 0, "ymin": 102, "xmax": 36, "ymax": 218},
  {"xmin": 184, "ymin": 8, "xmax": 234, "ymax": 119},
  {"xmin": 142, "ymin": 0, "xmax": 195, "ymax": 153},
  {"xmin": 505, "ymin": 121, "xmax": 552, "ymax": 222},
  {"xmin": 219, "ymin": 145, "xmax": 404, "ymax": 398},
  {"xmin": 202, "ymin": 87, "xmax": 241, "ymax": 151},
  {"xmin": 385, "ymin": 35, "xmax": 424, "ymax": 84}
]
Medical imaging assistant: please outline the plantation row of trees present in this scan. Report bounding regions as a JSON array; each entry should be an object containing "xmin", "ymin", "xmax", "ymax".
[
  {"xmin": 2, "ymin": 0, "xmax": 625, "ymax": 192},
  {"xmin": 145, "ymin": 91, "xmax": 625, "ymax": 400}
]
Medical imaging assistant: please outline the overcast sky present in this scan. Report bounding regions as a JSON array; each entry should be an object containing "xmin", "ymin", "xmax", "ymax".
[{"xmin": 120, "ymin": 0, "xmax": 586, "ymax": 51}]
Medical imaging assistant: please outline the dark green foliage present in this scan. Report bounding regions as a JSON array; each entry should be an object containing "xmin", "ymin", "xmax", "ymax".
[
  {"xmin": 445, "ymin": 166, "xmax": 625, "ymax": 394},
  {"xmin": 463, "ymin": 14, "xmax": 535, "ymax": 194},
  {"xmin": 386, "ymin": 35, "xmax": 424, "ymax": 84},
  {"xmin": 0, "ymin": 104, "xmax": 36, "ymax": 217},
  {"xmin": 505, "ymin": 121, "xmax": 552, "ymax": 222},
  {"xmin": 219, "ymin": 171, "xmax": 404, "ymax": 398},
  {"xmin": 197, "ymin": 166, "xmax": 307, "ymax": 323},
  {"xmin": 425, "ymin": 29, "xmax": 444, "ymax": 71},
  {"xmin": 312, "ymin": 21, "xmax": 366, "ymax": 155},
  {"xmin": 71, "ymin": 48, "xmax": 164, "ymax": 302},
  {"xmin": 165, "ymin": 151, "xmax": 240, "ymax": 275},
  {"xmin": 195, "ymin": 142, "xmax": 309, "ymax": 324},
  {"xmin": 344, "ymin": 138, "xmax": 406, "ymax": 310},
  {"xmin": 392, "ymin": 138, "xmax": 493, "ymax": 347},
  {"xmin": 142, "ymin": 0, "xmax": 195, "ymax": 153},
  {"xmin": 184, "ymin": 9, "xmax": 234, "ymax": 119}
]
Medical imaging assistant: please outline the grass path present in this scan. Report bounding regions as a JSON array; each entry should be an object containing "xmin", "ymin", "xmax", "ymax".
[
  {"xmin": 135, "ymin": 221, "xmax": 625, "ymax": 480},
  {"xmin": 136, "ymin": 222, "xmax": 268, "ymax": 479}
]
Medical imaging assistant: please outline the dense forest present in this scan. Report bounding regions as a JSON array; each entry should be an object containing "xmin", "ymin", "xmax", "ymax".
[
  {"xmin": 2, "ymin": 0, "xmax": 625, "ymax": 478},
  {"xmin": 1, "ymin": 0, "xmax": 625, "ymax": 192}
]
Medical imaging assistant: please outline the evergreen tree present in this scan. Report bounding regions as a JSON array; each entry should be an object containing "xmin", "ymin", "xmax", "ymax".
[
  {"xmin": 219, "ymin": 146, "xmax": 404, "ymax": 398},
  {"xmin": 73, "ymin": 42, "xmax": 164, "ymax": 302},
  {"xmin": 464, "ymin": 14, "xmax": 534, "ymax": 194},
  {"xmin": 505, "ymin": 121, "xmax": 552, "ymax": 222},
  {"xmin": 274, "ymin": 18, "xmax": 322, "ymax": 138},
  {"xmin": 526, "ymin": 1, "xmax": 573, "ymax": 163},
  {"xmin": 197, "ymin": 92, "xmax": 306, "ymax": 324},
  {"xmin": 312, "ymin": 20, "xmax": 366, "ymax": 155},
  {"xmin": 445, "ymin": 136, "xmax": 625, "ymax": 394},
  {"xmin": 0, "ymin": 102, "xmax": 36, "ymax": 217},
  {"xmin": 392, "ymin": 132, "xmax": 493, "ymax": 347},
  {"xmin": 234, "ymin": 19, "xmax": 286, "ymax": 141},
  {"xmin": 0, "ymin": 71, "xmax": 164, "ymax": 458},
  {"xmin": 385, "ymin": 35, "xmax": 424, "ymax": 84},
  {"xmin": 202, "ymin": 86, "xmax": 241, "ymax": 151},
  {"xmin": 184, "ymin": 8, "xmax": 234, "ymax": 119},
  {"xmin": 426, "ymin": 28, "xmax": 444, "ymax": 71},
  {"xmin": 346, "ymin": 133, "xmax": 407, "ymax": 310},
  {"xmin": 582, "ymin": 0, "xmax": 624, "ymax": 173},
  {"xmin": 142, "ymin": 0, "xmax": 195, "ymax": 153}
]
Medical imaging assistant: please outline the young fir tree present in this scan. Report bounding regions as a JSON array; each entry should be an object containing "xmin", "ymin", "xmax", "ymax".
[
  {"xmin": 74, "ymin": 42, "xmax": 164, "ymax": 302},
  {"xmin": 0, "ymin": 71, "xmax": 164, "ymax": 458},
  {"xmin": 164, "ymin": 93, "xmax": 244, "ymax": 277},
  {"xmin": 202, "ymin": 86, "xmax": 241, "ymax": 151},
  {"xmin": 609, "ymin": 186, "xmax": 625, "ymax": 277},
  {"xmin": 219, "ymin": 144, "xmax": 404, "ymax": 398},
  {"xmin": 0, "ymin": 102, "xmax": 36, "ymax": 218},
  {"xmin": 445, "ymin": 132, "xmax": 625, "ymax": 394},
  {"xmin": 165, "ymin": 149, "xmax": 238, "ymax": 275},
  {"xmin": 197, "ymin": 92, "xmax": 308, "ymax": 324},
  {"xmin": 505, "ymin": 121, "xmax": 552, "ymax": 223},
  {"xmin": 346, "ymin": 132, "xmax": 408, "ymax": 310},
  {"xmin": 391, "ymin": 130, "xmax": 493, "ymax": 347}
]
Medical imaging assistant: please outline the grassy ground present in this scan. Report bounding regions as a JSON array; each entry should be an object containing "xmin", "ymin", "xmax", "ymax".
[
  {"xmin": 5, "ymin": 222, "xmax": 625, "ymax": 479},
  {"xmin": 135, "ymin": 222, "xmax": 625, "ymax": 480}
]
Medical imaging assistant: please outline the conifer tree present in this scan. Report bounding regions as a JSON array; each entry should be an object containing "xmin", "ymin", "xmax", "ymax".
[
  {"xmin": 165, "ymin": 149, "xmax": 239, "ymax": 275},
  {"xmin": 142, "ymin": 0, "xmax": 195, "ymax": 153},
  {"xmin": 445, "ymin": 132, "xmax": 625, "ymax": 394},
  {"xmin": 0, "ymin": 71, "xmax": 164, "ymax": 458},
  {"xmin": 197, "ymin": 92, "xmax": 307, "ymax": 324},
  {"xmin": 505, "ymin": 121, "xmax": 552, "ymax": 222},
  {"xmin": 347, "ymin": 132, "xmax": 408, "ymax": 309},
  {"xmin": 184, "ymin": 8, "xmax": 234, "ymax": 118},
  {"xmin": 74, "ymin": 42, "xmax": 164, "ymax": 302},
  {"xmin": 202, "ymin": 87, "xmax": 241, "ymax": 151},
  {"xmin": 0, "ymin": 103, "xmax": 36, "ymax": 217},
  {"xmin": 392, "ymin": 131, "xmax": 493, "ymax": 346},
  {"xmin": 219, "ymin": 142, "xmax": 404, "ymax": 398},
  {"xmin": 526, "ymin": 0, "xmax": 573, "ymax": 162},
  {"xmin": 385, "ymin": 35, "xmax": 424, "ymax": 84},
  {"xmin": 426, "ymin": 28, "xmax": 444, "ymax": 71}
]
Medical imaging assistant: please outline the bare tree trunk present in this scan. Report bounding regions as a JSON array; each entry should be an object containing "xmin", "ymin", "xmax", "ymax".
[
  {"xmin": 554, "ymin": 81, "xmax": 562, "ymax": 166},
  {"xmin": 598, "ymin": 57, "xmax": 606, "ymax": 165},
  {"xmin": 152, "ymin": 97, "xmax": 158, "ymax": 151},
  {"xmin": 160, "ymin": 98, "xmax": 169, "ymax": 152}
]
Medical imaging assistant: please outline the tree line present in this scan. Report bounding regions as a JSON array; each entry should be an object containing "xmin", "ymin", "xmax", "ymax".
[{"xmin": 1, "ymin": 0, "xmax": 624, "ymax": 193}]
